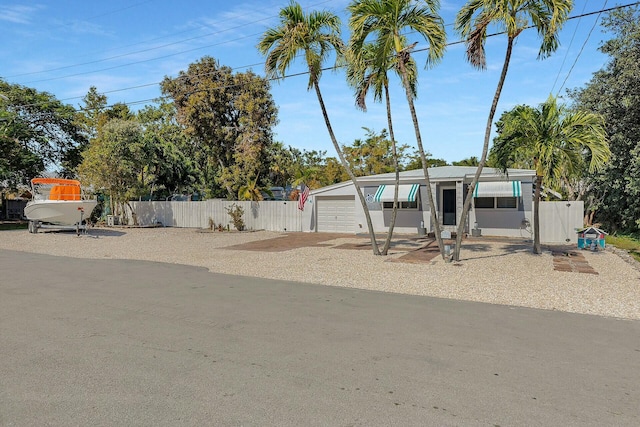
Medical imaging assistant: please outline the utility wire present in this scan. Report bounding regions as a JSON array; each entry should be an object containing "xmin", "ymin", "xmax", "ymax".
[
  {"xmin": 7, "ymin": 1, "xmax": 640, "ymax": 111},
  {"xmin": 5, "ymin": 0, "xmax": 338, "ymax": 80},
  {"xmin": 555, "ymin": 0, "xmax": 609, "ymax": 96},
  {"xmin": 550, "ymin": 1, "xmax": 588, "ymax": 94},
  {"xmin": 23, "ymin": 1, "xmax": 636, "ymax": 89}
]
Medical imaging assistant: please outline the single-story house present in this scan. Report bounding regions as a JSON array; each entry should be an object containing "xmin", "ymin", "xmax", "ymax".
[{"xmin": 301, "ymin": 166, "xmax": 536, "ymax": 238}]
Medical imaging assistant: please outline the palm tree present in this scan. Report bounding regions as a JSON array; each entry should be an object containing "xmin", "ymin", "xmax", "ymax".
[
  {"xmin": 238, "ymin": 174, "xmax": 264, "ymax": 201},
  {"xmin": 452, "ymin": 0, "xmax": 573, "ymax": 261},
  {"xmin": 491, "ymin": 95, "xmax": 610, "ymax": 253},
  {"xmin": 346, "ymin": 43, "xmax": 417, "ymax": 255},
  {"xmin": 348, "ymin": 0, "xmax": 447, "ymax": 258},
  {"xmin": 258, "ymin": 1, "xmax": 381, "ymax": 255}
]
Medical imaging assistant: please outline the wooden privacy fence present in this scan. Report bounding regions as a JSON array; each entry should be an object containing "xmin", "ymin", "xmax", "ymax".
[{"xmin": 126, "ymin": 200, "xmax": 303, "ymax": 232}]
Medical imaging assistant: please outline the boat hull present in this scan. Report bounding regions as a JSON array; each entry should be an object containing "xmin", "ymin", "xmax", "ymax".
[{"xmin": 24, "ymin": 200, "xmax": 98, "ymax": 225}]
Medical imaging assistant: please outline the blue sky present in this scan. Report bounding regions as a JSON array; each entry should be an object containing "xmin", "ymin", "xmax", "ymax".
[{"xmin": 0, "ymin": 0, "xmax": 618, "ymax": 163}]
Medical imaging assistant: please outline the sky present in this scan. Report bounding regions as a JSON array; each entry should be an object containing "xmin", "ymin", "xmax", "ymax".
[{"xmin": 0, "ymin": 0, "xmax": 623, "ymax": 164}]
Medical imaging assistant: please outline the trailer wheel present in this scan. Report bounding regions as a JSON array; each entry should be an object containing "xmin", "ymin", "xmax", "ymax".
[{"xmin": 28, "ymin": 221, "xmax": 35, "ymax": 233}]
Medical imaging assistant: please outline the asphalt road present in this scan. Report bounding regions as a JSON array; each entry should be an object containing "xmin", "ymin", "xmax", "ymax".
[{"xmin": 1, "ymin": 248, "xmax": 639, "ymax": 426}]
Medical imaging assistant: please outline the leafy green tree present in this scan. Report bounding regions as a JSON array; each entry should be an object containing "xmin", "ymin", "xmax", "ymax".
[
  {"xmin": 78, "ymin": 119, "xmax": 147, "ymax": 223},
  {"xmin": 343, "ymin": 128, "xmax": 410, "ymax": 177},
  {"xmin": 238, "ymin": 175, "xmax": 265, "ymax": 201},
  {"xmin": 0, "ymin": 96, "xmax": 43, "ymax": 189},
  {"xmin": 266, "ymin": 142, "xmax": 299, "ymax": 188},
  {"xmin": 68, "ymin": 91, "xmax": 133, "ymax": 178},
  {"xmin": 259, "ymin": 1, "xmax": 383, "ymax": 255},
  {"xmin": 453, "ymin": 0, "xmax": 572, "ymax": 261},
  {"xmin": 319, "ymin": 157, "xmax": 348, "ymax": 186},
  {"xmin": 452, "ymin": 156, "xmax": 479, "ymax": 166},
  {"xmin": 0, "ymin": 80, "xmax": 86, "ymax": 187},
  {"xmin": 348, "ymin": 0, "xmax": 447, "ymax": 258},
  {"xmin": 404, "ymin": 152, "xmax": 448, "ymax": 170},
  {"xmin": 161, "ymin": 56, "xmax": 278, "ymax": 199},
  {"xmin": 491, "ymin": 95, "xmax": 609, "ymax": 254},
  {"xmin": 137, "ymin": 102, "xmax": 202, "ymax": 199},
  {"xmin": 76, "ymin": 86, "xmax": 107, "ymax": 140},
  {"xmin": 569, "ymin": 6, "xmax": 640, "ymax": 234}
]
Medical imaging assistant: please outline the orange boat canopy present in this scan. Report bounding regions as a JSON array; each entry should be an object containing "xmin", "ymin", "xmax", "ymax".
[
  {"xmin": 49, "ymin": 185, "xmax": 81, "ymax": 200},
  {"xmin": 31, "ymin": 178, "xmax": 83, "ymax": 200},
  {"xmin": 31, "ymin": 178, "xmax": 81, "ymax": 186}
]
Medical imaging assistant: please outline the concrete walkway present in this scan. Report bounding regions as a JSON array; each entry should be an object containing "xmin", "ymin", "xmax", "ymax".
[{"xmin": 1, "ymin": 249, "xmax": 639, "ymax": 426}]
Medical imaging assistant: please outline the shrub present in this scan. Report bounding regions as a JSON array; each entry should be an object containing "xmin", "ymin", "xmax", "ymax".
[{"xmin": 225, "ymin": 203, "xmax": 245, "ymax": 231}]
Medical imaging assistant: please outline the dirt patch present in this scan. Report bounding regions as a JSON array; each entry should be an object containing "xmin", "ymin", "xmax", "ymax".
[
  {"xmin": 225, "ymin": 232, "xmax": 603, "ymax": 271},
  {"xmin": 224, "ymin": 232, "xmax": 437, "ymax": 259},
  {"xmin": 224, "ymin": 232, "xmax": 355, "ymax": 252}
]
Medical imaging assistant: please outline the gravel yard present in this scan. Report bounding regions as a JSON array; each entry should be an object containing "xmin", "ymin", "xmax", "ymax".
[{"xmin": 2, "ymin": 226, "xmax": 639, "ymax": 320}]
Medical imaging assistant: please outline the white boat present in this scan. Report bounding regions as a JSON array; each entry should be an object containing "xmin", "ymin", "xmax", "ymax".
[{"xmin": 25, "ymin": 178, "xmax": 97, "ymax": 233}]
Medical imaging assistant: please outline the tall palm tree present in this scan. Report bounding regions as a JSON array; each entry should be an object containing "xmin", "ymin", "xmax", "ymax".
[
  {"xmin": 258, "ymin": 1, "xmax": 381, "ymax": 255},
  {"xmin": 491, "ymin": 95, "xmax": 610, "ymax": 253},
  {"xmin": 348, "ymin": 0, "xmax": 447, "ymax": 258},
  {"xmin": 453, "ymin": 0, "xmax": 573, "ymax": 261},
  {"xmin": 346, "ymin": 42, "xmax": 417, "ymax": 255}
]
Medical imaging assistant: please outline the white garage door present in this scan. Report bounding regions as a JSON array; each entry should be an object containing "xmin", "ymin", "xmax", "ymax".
[{"xmin": 316, "ymin": 197, "xmax": 355, "ymax": 233}]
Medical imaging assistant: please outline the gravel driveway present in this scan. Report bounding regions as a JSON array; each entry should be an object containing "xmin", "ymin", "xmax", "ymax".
[{"xmin": 1, "ymin": 227, "xmax": 639, "ymax": 320}]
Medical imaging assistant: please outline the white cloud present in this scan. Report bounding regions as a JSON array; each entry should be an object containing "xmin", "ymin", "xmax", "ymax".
[{"xmin": 0, "ymin": 4, "xmax": 42, "ymax": 24}]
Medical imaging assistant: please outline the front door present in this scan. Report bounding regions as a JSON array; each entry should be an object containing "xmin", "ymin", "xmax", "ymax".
[{"xmin": 443, "ymin": 189, "xmax": 456, "ymax": 225}]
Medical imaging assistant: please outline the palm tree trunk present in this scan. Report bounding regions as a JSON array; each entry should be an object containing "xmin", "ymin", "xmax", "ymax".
[
  {"xmin": 533, "ymin": 174, "xmax": 542, "ymax": 254},
  {"xmin": 454, "ymin": 36, "xmax": 515, "ymax": 262},
  {"xmin": 381, "ymin": 83, "xmax": 399, "ymax": 255},
  {"xmin": 397, "ymin": 52, "xmax": 445, "ymax": 259},
  {"xmin": 313, "ymin": 80, "xmax": 380, "ymax": 255}
]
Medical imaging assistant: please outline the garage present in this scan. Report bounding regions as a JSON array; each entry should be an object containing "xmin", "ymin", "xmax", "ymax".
[{"xmin": 316, "ymin": 197, "xmax": 355, "ymax": 233}]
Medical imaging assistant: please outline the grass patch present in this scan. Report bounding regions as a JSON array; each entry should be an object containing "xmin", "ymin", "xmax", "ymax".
[
  {"xmin": 0, "ymin": 222, "xmax": 28, "ymax": 230},
  {"xmin": 606, "ymin": 234, "xmax": 640, "ymax": 262}
]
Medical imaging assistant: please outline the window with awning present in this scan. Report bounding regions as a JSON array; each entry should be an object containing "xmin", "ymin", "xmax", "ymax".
[
  {"xmin": 473, "ymin": 181, "xmax": 522, "ymax": 198},
  {"xmin": 373, "ymin": 184, "xmax": 420, "ymax": 202}
]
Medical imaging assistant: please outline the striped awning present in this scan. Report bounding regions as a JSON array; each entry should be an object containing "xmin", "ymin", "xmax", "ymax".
[
  {"xmin": 473, "ymin": 181, "xmax": 522, "ymax": 198},
  {"xmin": 373, "ymin": 184, "xmax": 420, "ymax": 202}
]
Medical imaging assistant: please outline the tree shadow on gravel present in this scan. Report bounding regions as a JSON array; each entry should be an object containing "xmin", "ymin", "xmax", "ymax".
[{"xmin": 459, "ymin": 241, "xmax": 534, "ymax": 261}]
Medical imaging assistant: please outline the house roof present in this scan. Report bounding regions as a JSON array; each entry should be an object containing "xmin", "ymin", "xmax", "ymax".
[
  {"xmin": 310, "ymin": 166, "xmax": 536, "ymax": 195},
  {"xmin": 356, "ymin": 166, "xmax": 535, "ymax": 182},
  {"xmin": 309, "ymin": 180, "xmax": 354, "ymax": 196}
]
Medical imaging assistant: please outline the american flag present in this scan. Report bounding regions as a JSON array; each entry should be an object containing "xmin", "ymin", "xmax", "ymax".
[{"xmin": 298, "ymin": 185, "xmax": 310, "ymax": 211}]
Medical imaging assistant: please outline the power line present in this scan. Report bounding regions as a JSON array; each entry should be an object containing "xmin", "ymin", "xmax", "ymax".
[
  {"xmin": 20, "ymin": 31, "xmax": 267, "ymax": 85},
  {"xmin": 555, "ymin": 0, "xmax": 610, "ymax": 96},
  {"xmin": 12, "ymin": 1, "xmax": 633, "ymax": 86},
  {"xmin": 7, "ymin": 1, "xmax": 640, "ymax": 112},
  {"xmin": 5, "ymin": 0, "xmax": 338, "ymax": 80},
  {"xmin": 550, "ymin": 1, "xmax": 588, "ymax": 94}
]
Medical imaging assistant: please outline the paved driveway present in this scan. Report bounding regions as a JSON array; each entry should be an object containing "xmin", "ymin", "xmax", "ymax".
[{"xmin": 1, "ymin": 249, "xmax": 639, "ymax": 426}]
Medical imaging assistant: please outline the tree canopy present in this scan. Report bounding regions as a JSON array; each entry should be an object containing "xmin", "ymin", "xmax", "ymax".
[
  {"xmin": 161, "ymin": 56, "xmax": 278, "ymax": 199},
  {"xmin": 491, "ymin": 95, "xmax": 610, "ymax": 253},
  {"xmin": 0, "ymin": 80, "xmax": 86, "ymax": 189},
  {"xmin": 569, "ymin": 6, "xmax": 640, "ymax": 234}
]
